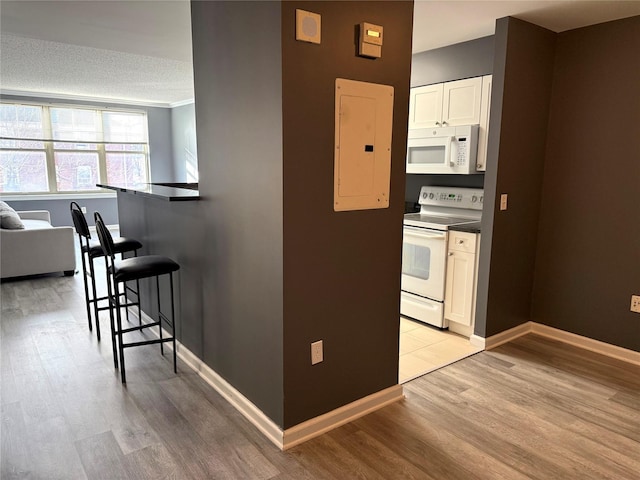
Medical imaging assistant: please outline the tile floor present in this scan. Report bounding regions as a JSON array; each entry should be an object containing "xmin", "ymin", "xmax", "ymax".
[{"xmin": 398, "ymin": 317, "xmax": 483, "ymax": 383}]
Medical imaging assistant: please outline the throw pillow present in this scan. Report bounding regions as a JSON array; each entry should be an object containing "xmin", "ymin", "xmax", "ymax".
[{"xmin": 0, "ymin": 201, "xmax": 25, "ymax": 229}]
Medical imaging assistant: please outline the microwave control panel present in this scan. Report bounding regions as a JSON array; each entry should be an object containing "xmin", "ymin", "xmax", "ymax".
[{"xmin": 456, "ymin": 137, "xmax": 468, "ymax": 166}]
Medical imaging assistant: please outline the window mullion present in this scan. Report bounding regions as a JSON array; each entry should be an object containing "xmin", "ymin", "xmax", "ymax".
[
  {"xmin": 42, "ymin": 106, "xmax": 58, "ymax": 193},
  {"xmin": 97, "ymin": 113, "xmax": 108, "ymax": 185}
]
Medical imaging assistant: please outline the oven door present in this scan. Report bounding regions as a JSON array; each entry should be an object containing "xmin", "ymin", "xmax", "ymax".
[{"xmin": 401, "ymin": 226, "xmax": 447, "ymax": 301}]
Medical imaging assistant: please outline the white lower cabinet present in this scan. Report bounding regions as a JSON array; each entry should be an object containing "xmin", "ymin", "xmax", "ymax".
[{"xmin": 445, "ymin": 231, "xmax": 479, "ymax": 335}]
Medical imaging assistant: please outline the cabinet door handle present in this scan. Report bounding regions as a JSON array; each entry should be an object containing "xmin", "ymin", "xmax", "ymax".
[
  {"xmin": 435, "ymin": 122, "xmax": 441, "ymax": 126},
  {"xmin": 448, "ymin": 252, "xmax": 454, "ymax": 256},
  {"xmin": 442, "ymin": 120, "xmax": 448, "ymax": 126}
]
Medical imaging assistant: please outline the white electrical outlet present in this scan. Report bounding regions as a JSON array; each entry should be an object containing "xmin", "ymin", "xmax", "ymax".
[
  {"xmin": 81, "ymin": 206, "xmax": 87, "ymax": 214},
  {"xmin": 311, "ymin": 340, "xmax": 323, "ymax": 365},
  {"xmin": 500, "ymin": 194, "xmax": 508, "ymax": 211},
  {"xmin": 631, "ymin": 295, "xmax": 640, "ymax": 314}
]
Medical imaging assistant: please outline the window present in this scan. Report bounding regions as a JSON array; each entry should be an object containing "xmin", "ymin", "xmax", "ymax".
[{"xmin": 0, "ymin": 102, "xmax": 149, "ymax": 194}]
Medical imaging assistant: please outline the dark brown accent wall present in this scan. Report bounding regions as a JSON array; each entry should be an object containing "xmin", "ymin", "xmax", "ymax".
[
  {"xmin": 281, "ymin": 1, "xmax": 413, "ymax": 428},
  {"xmin": 475, "ymin": 17, "xmax": 556, "ymax": 337},
  {"xmin": 191, "ymin": 0, "xmax": 413, "ymax": 429},
  {"xmin": 532, "ymin": 16, "xmax": 640, "ymax": 351}
]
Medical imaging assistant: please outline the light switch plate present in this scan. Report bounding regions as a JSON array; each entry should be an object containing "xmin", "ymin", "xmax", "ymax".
[
  {"xmin": 296, "ymin": 9, "xmax": 321, "ymax": 44},
  {"xmin": 631, "ymin": 295, "xmax": 640, "ymax": 314},
  {"xmin": 500, "ymin": 194, "xmax": 508, "ymax": 211},
  {"xmin": 311, "ymin": 340, "xmax": 323, "ymax": 365}
]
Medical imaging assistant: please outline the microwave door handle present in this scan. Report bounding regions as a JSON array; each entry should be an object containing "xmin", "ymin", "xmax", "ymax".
[{"xmin": 450, "ymin": 136, "xmax": 457, "ymax": 166}]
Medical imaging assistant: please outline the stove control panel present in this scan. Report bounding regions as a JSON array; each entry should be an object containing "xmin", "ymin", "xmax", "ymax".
[{"xmin": 418, "ymin": 186, "xmax": 484, "ymax": 210}]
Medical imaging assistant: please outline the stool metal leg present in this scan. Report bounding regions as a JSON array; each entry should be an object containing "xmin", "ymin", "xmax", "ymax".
[
  {"xmin": 157, "ymin": 276, "xmax": 163, "ymax": 355},
  {"xmin": 104, "ymin": 258, "xmax": 118, "ymax": 370},
  {"xmin": 137, "ymin": 279, "xmax": 141, "ymax": 325},
  {"xmin": 124, "ymin": 279, "xmax": 131, "ymax": 324},
  {"xmin": 88, "ymin": 255, "xmax": 101, "ymax": 341},
  {"xmin": 79, "ymin": 245, "xmax": 93, "ymax": 333},
  {"xmin": 170, "ymin": 272, "xmax": 177, "ymax": 373},
  {"xmin": 114, "ymin": 279, "xmax": 127, "ymax": 384}
]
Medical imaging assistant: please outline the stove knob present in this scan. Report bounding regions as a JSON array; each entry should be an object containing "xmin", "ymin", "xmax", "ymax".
[
  {"xmin": 429, "ymin": 193, "xmax": 435, "ymax": 199},
  {"xmin": 422, "ymin": 192, "xmax": 427, "ymax": 199},
  {"xmin": 472, "ymin": 195, "xmax": 478, "ymax": 203},
  {"xmin": 480, "ymin": 196, "xmax": 484, "ymax": 203}
]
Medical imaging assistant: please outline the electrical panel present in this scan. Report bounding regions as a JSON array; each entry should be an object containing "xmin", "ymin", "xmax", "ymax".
[{"xmin": 334, "ymin": 78, "xmax": 394, "ymax": 211}]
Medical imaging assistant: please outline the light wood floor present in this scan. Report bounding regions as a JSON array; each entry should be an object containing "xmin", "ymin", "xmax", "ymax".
[{"xmin": 2, "ymin": 271, "xmax": 639, "ymax": 479}]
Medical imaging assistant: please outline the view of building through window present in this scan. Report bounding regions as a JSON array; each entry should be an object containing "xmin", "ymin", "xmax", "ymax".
[{"xmin": 0, "ymin": 103, "xmax": 149, "ymax": 194}]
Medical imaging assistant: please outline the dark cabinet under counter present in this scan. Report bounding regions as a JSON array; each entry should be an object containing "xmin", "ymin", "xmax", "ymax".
[
  {"xmin": 98, "ymin": 182, "xmax": 200, "ymax": 201},
  {"xmin": 99, "ymin": 182, "xmax": 204, "ymax": 357}
]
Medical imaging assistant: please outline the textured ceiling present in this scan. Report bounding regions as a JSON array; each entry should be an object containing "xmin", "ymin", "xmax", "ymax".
[
  {"xmin": 0, "ymin": 0, "xmax": 194, "ymax": 107},
  {"xmin": 1, "ymin": 34, "xmax": 194, "ymax": 106},
  {"xmin": 1, "ymin": 1, "xmax": 639, "ymax": 106}
]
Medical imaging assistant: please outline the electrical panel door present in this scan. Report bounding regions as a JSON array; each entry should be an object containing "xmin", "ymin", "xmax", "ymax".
[{"xmin": 334, "ymin": 78, "xmax": 394, "ymax": 212}]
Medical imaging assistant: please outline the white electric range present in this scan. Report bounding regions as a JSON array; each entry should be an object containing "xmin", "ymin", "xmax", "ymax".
[{"xmin": 401, "ymin": 186, "xmax": 483, "ymax": 328}]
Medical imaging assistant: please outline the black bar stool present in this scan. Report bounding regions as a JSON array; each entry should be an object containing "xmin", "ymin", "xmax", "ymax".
[
  {"xmin": 94, "ymin": 212, "xmax": 180, "ymax": 384},
  {"xmin": 70, "ymin": 202, "xmax": 142, "ymax": 340}
]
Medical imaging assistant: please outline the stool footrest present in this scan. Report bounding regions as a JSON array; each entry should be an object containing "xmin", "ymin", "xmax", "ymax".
[
  {"xmin": 122, "ymin": 337, "xmax": 174, "ymax": 349},
  {"xmin": 119, "ymin": 321, "xmax": 160, "ymax": 335}
]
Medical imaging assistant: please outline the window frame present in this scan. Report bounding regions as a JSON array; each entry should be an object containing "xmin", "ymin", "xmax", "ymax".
[{"xmin": 0, "ymin": 101, "xmax": 150, "ymax": 197}]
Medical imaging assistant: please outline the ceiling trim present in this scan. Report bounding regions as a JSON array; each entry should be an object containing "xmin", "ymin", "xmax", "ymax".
[{"xmin": 0, "ymin": 89, "xmax": 175, "ymax": 109}]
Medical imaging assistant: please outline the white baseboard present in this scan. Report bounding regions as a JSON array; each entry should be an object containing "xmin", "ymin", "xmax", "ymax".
[
  {"xmin": 134, "ymin": 310, "xmax": 404, "ymax": 450},
  {"xmin": 174, "ymin": 338, "xmax": 285, "ymax": 448},
  {"xmin": 531, "ymin": 323, "xmax": 640, "ymax": 366},
  {"xmin": 282, "ymin": 385, "xmax": 404, "ymax": 450},
  {"xmin": 482, "ymin": 320, "xmax": 640, "ymax": 366},
  {"xmin": 469, "ymin": 334, "xmax": 486, "ymax": 349},
  {"xmin": 484, "ymin": 321, "xmax": 533, "ymax": 349}
]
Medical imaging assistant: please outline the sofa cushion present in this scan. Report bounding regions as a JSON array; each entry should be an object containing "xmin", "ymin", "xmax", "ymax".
[
  {"xmin": 0, "ymin": 201, "xmax": 25, "ymax": 229},
  {"xmin": 21, "ymin": 219, "xmax": 53, "ymax": 230}
]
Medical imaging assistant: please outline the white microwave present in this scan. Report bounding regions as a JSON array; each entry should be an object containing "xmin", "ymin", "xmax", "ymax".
[{"xmin": 406, "ymin": 125, "xmax": 479, "ymax": 174}]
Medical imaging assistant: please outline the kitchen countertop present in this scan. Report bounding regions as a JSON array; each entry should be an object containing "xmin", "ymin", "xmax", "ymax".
[
  {"xmin": 98, "ymin": 183, "xmax": 200, "ymax": 201},
  {"xmin": 449, "ymin": 222, "xmax": 481, "ymax": 234}
]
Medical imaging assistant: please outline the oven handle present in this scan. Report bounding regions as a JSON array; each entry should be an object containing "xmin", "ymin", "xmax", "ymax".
[{"xmin": 403, "ymin": 226, "xmax": 447, "ymax": 239}]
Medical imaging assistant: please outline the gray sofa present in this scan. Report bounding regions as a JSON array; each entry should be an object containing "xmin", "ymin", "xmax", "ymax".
[{"xmin": 0, "ymin": 210, "xmax": 76, "ymax": 279}]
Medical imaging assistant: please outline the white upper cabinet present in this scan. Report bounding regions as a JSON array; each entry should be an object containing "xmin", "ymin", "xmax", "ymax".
[
  {"xmin": 408, "ymin": 77, "xmax": 483, "ymax": 130},
  {"xmin": 442, "ymin": 77, "xmax": 482, "ymax": 127},
  {"xmin": 408, "ymin": 75, "xmax": 492, "ymax": 173},
  {"xmin": 408, "ymin": 83, "xmax": 444, "ymax": 129},
  {"xmin": 476, "ymin": 75, "xmax": 493, "ymax": 172}
]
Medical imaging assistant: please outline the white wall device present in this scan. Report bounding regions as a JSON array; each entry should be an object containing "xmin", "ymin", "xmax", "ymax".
[
  {"xmin": 295, "ymin": 9, "xmax": 321, "ymax": 44},
  {"xmin": 334, "ymin": 78, "xmax": 394, "ymax": 212},
  {"xmin": 358, "ymin": 22, "xmax": 383, "ymax": 58}
]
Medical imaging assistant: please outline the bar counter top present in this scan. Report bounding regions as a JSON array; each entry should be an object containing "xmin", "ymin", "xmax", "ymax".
[{"xmin": 98, "ymin": 182, "xmax": 200, "ymax": 201}]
